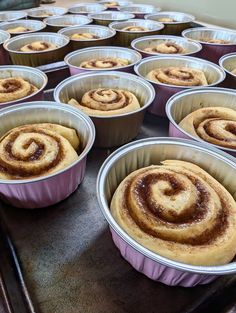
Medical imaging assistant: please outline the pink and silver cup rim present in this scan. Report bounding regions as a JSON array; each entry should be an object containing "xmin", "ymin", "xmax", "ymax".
[
  {"xmin": 118, "ymin": 4, "xmax": 161, "ymax": 14},
  {"xmin": 131, "ymin": 35, "xmax": 202, "ymax": 56},
  {"xmin": 0, "ymin": 65, "xmax": 48, "ymax": 107},
  {"xmin": 109, "ymin": 18, "xmax": 164, "ymax": 33},
  {"xmin": 88, "ymin": 11, "xmax": 135, "ymax": 21},
  {"xmin": 145, "ymin": 11, "xmax": 195, "ymax": 24},
  {"xmin": 68, "ymin": 3, "xmax": 106, "ymax": 14},
  {"xmin": 219, "ymin": 52, "xmax": 236, "ymax": 77},
  {"xmin": 64, "ymin": 46, "xmax": 142, "ymax": 72},
  {"xmin": 166, "ymin": 87, "xmax": 236, "ymax": 155},
  {"xmin": 0, "ymin": 101, "xmax": 95, "ymax": 185},
  {"xmin": 96, "ymin": 136, "xmax": 236, "ymax": 275},
  {"xmin": 0, "ymin": 11, "xmax": 27, "ymax": 22},
  {"xmin": 134, "ymin": 55, "xmax": 226, "ymax": 88},
  {"xmin": 0, "ymin": 29, "xmax": 10, "ymax": 44}
]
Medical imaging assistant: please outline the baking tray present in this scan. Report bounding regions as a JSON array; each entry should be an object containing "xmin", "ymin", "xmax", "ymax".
[{"xmin": 0, "ymin": 21, "xmax": 236, "ymax": 313}]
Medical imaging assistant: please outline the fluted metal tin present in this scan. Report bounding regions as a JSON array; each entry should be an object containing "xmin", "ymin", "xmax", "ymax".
[
  {"xmin": 58, "ymin": 25, "xmax": 116, "ymax": 50},
  {"xmin": 166, "ymin": 87, "xmax": 236, "ymax": 157},
  {"xmin": 27, "ymin": 7, "xmax": 68, "ymax": 20},
  {"xmin": 68, "ymin": 3, "xmax": 106, "ymax": 15},
  {"xmin": 65, "ymin": 46, "xmax": 142, "ymax": 75},
  {"xmin": 131, "ymin": 35, "xmax": 202, "ymax": 58},
  {"xmin": 119, "ymin": 4, "xmax": 161, "ymax": 19},
  {"xmin": 0, "ymin": 101, "xmax": 95, "ymax": 209},
  {"xmin": 99, "ymin": 0, "xmax": 133, "ymax": 11},
  {"xmin": 219, "ymin": 53, "xmax": 236, "ymax": 89},
  {"xmin": 109, "ymin": 19, "xmax": 164, "ymax": 47},
  {"xmin": 145, "ymin": 12, "xmax": 195, "ymax": 35},
  {"xmin": 4, "ymin": 32, "xmax": 70, "ymax": 67},
  {"xmin": 134, "ymin": 55, "xmax": 226, "ymax": 116},
  {"xmin": 89, "ymin": 11, "xmax": 135, "ymax": 26},
  {"xmin": 0, "ymin": 20, "xmax": 46, "ymax": 36},
  {"xmin": 182, "ymin": 28, "xmax": 236, "ymax": 64},
  {"xmin": 97, "ymin": 137, "xmax": 236, "ymax": 287},
  {"xmin": 0, "ymin": 30, "xmax": 10, "ymax": 65},
  {"xmin": 44, "ymin": 14, "xmax": 92, "ymax": 32},
  {"xmin": 54, "ymin": 71, "xmax": 155, "ymax": 148},
  {"xmin": 0, "ymin": 11, "xmax": 27, "ymax": 22},
  {"xmin": 0, "ymin": 65, "xmax": 47, "ymax": 109}
]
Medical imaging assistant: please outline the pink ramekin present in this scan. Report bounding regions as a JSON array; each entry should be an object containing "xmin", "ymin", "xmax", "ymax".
[
  {"xmin": 134, "ymin": 55, "xmax": 226, "ymax": 116},
  {"xmin": 0, "ymin": 101, "xmax": 95, "ymax": 209},
  {"xmin": 0, "ymin": 66, "xmax": 48, "ymax": 109},
  {"xmin": 182, "ymin": 28, "xmax": 236, "ymax": 64},
  {"xmin": 166, "ymin": 87, "xmax": 236, "ymax": 157},
  {"xmin": 65, "ymin": 46, "xmax": 142, "ymax": 75},
  {"xmin": 97, "ymin": 137, "xmax": 236, "ymax": 287},
  {"xmin": 0, "ymin": 30, "xmax": 10, "ymax": 65}
]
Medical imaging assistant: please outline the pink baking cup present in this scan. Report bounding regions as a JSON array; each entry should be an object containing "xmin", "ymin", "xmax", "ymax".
[
  {"xmin": 97, "ymin": 137, "xmax": 236, "ymax": 287},
  {"xmin": 166, "ymin": 87, "xmax": 236, "ymax": 157},
  {"xmin": 134, "ymin": 55, "xmax": 225, "ymax": 117},
  {"xmin": 0, "ymin": 66, "xmax": 48, "ymax": 109},
  {"xmin": 182, "ymin": 28, "xmax": 236, "ymax": 64},
  {"xmin": 0, "ymin": 101, "xmax": 95, "ymax": 209},
  {"xmin": 0, "ymin": 30, "xmax": 10, "ymax": 65},
  {"xmin": 65, "ymin": 46, "xmax": 142, "ymax": 76}
]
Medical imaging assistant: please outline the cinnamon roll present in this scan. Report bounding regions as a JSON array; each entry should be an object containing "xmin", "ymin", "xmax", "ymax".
[
  {"xmin": 122, "ymin": 26, "xmax": 149, "ymax": 32},
  {"xmin": 158, "ymin": 17, "xmax": 176, "ymax": 23},
  {"xmin": 0, "ymin": 123, "xmax": 80, "ymax": 180},
  {"xmin": 80, "ymin": 57, "xmax": 129, "ymax": 69},
  {"xmin": 70, "ymin": 33, "xmax": 100, "ymax": 40},
  {"xmin": 146, "ymin": 67, "xmax": 208, "ymax": 86},
  {"xmin": 0, "ymin": 77, "xmax": 38, "ymax": 103},
  {"xmin": 144, "ymin": 42, "xmax": 185, "ymax": 54},
  {"xmin": 104, "ymin": 1, "xmax": 119, "ymax": 8},
  {"xmin": 20, "ymin": 41, "xmax": 57, "ymax": 52},
  {"xmin": 37, "ymin": 13, "xmax": 53, "ymax": 17},
  {"xmin": 68, "ymin": 88, "xmax": 140, "ymax": 116},
  {"xmin": 179, "ymin": 107, "xmax": 236, "ymax": 149},
  {"xmin": 111, "ymin": 160, "xmax": 236, "ymax": 265},
  {"xmin": 7, "ymin": 26, "xmax": 31, "ymax": 33},
  {"xmin": 231, "ymin": 68, "xmax": 236, "ymax": 75},
  {"xmin": 200, "ymin": 38, "xmax": 231, "ymax": 44}
]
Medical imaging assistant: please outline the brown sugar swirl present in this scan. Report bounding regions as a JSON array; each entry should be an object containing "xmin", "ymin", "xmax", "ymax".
[
  {"xmin": 146, "ymin": 67, "xmax": 208, "ymax": 86},
  {"xmin": 80, "ymin": 57, "xmax": 129, "ymax": 69},
  {"xmin": 179, "ymin": 107, "xmax": 236, "ymax": 149},
  {"xmin": 0, "ymin": 123, "xmax": 80, "ymax": 180},
  {"xmin": 68, "ymin": 88, "xmax": 140, "ymax": 116},
  {"xmin": 20, "ymin": 41, "xmax": 57, "ymax": 52},
  {"xmin": 144, "ymin": 42, "xmax": 185, "ymax": 54},
  {"xmin": 111, "ymin": 160, "xmax": 236, "ymax": 265},
  {"xmin": 0, "ymin": 77, "xmax": 38, "ymax": 103}
]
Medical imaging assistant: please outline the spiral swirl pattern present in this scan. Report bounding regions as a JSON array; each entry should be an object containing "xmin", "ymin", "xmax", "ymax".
[
  {"xmin": 20, "ymin": 41, "xmax": 57, "ymax": 52},
  {"xmin": 146, "ymin": 67, "xmax": 208, "ymax": 86},
  {"xmin": 80, "ymin": 57, "xmax": 129, "ymax": 69},
  {"xmin": 111, "ymin": 160, "xmax": 236, "ymax": 265},
  {"xmin": 179, "ymin": 107, "xmax": 236, "ymax": 149},
  {"xmin": 0, "ymin": 123, "xmax": 80, "ymax": 180},
  {"xmin": 7, "ymin": 26, "xmax": 31, "ymax": 33},
  {"xmin": 0, "ymin": 77, "xmax": 38, "ymax": 103},
  {"xmin": 122, "ymin": 26, "xmax": 149, "ymax": 32},
  {"xmin": 71, "ymin": 33, "xmax": 100, "ymax": 40},
  {"xmin": 144, "ymin": 42, "xmax": 185, "ymax": 54},
  {"xmin": 68, "ymin": 88, "xmax": 140, "ymax": 116}
]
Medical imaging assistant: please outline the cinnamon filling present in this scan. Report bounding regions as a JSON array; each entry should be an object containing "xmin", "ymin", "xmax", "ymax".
[{"xmin": 1, "ymin": 79, "xmax": 22, "ymax": 93}]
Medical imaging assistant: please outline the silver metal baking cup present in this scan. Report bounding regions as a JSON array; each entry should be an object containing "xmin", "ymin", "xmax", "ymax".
[
  {"xmin": 166, "ymin": 87, "xmax": 236, "ymax": 156},
  {"xmin": 0, "ymin": 101, "xmax": 95, "ymax": 208},
  {"xmin": 0, "ymin": 19, "xmax": 46, "ymax": 36},
  {"xmin": 219, "ymin": 53, "xmax": 236, "ymax": 89},
  {"xmin": 68, "ymin": 3, "xmax": 106, "ymax": 15},
  {"xmin": 0, "ymin": 65, "xmax": 48, "ymax": 108},
  {"xmin": 0, "ymin": 30, "xmax": 10, "ymax": 65},
  {"xmin": 119, "ymin": 4, "xmax": 161, "ymax": 18},
  {"xmin": 145, "ymin": 12, "xmax": 195, "ymax": 35},
  {"xmin": 44, "ymin": 14, "xmax": 92, "ymax": 32},
  {"xmin": 89, "ymin": 11, "xmax": 135, "ymax": 26},
  {"xmin": 59, "ymin": 25, "xmax": 116, "ymax": 50},
  {"xmin": 131, "ymin": 35, "xmax": 202, "ymax": 57},
  {"xmin": 0, "ymin": 11, "xmax": 27, "ymax": 22},
  {"xmin": 109, "ymin": 19, "xmax": 164, "ymax": 47},
  {"xmin": 0, "ymin": 29, "xmax": 10, "ymax": 45},
  {"xmin": 27, "ymin": 6, "xmax": 68, "ymax": 20},
  {"xmin": 4, "ymin": 32, "xmax": 70, "ymax": 67},
  {"xmin": 54, "ymin": 71, "xmax": 155, "ymax": 147},
  {"xmin": 97, "ymin": 137, "xmax": 236, "ymax": 276},
  {"xmin": 99, "ymin": 0, "xmax": 133, "ymax": 10},
  {"xmin": 135, "ymin": 55, "xmax": 225, "ymax": 87},
  {"xmin": 65, "ymin": 46, "xmax": 142, "ymax": 75}
]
